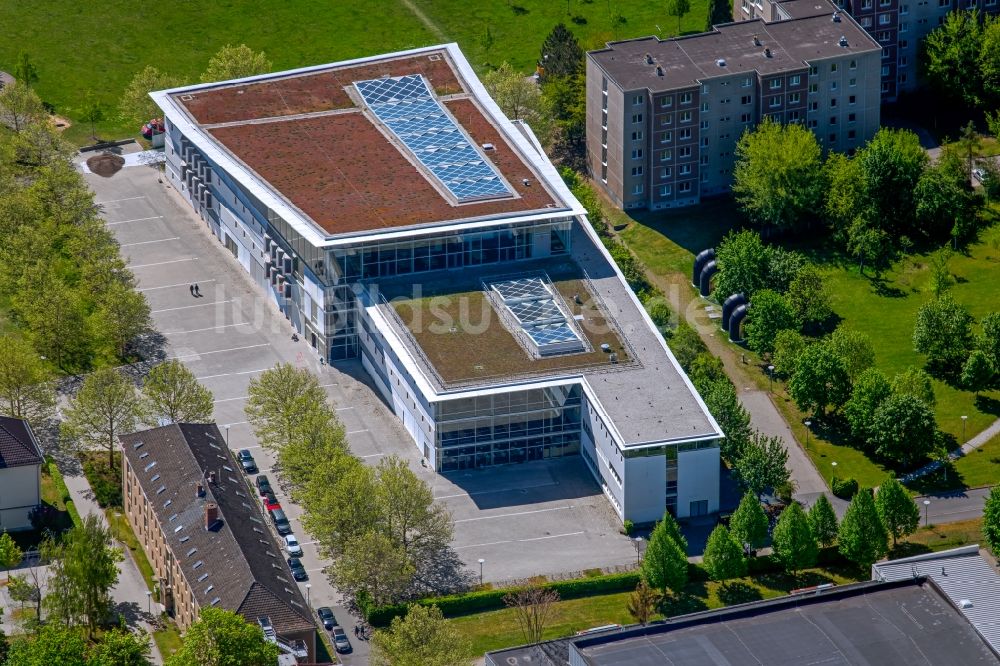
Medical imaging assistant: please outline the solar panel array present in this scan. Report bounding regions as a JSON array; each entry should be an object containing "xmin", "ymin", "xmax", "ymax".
[
  {"xmin": 490, "ymin": 277, "xmax": 585, "ymax": 356},
  {"xmin": 354, "ymin": 75, "xmax": 513, "ymax": 202}
]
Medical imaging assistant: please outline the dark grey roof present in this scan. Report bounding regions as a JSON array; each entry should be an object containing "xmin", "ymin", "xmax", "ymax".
[
  {"xmin": 120, "ymin": 424, "xmax": 314, "ymax": 636},
  {"xmin": 589, "ymin": 4, "xmax": 880, "ymax": 92},
  {"xmin": 0, "ymin": 416, "xmax": 45, "ymax": 468}
]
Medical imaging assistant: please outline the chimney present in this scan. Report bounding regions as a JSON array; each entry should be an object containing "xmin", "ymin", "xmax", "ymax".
[
  {"xmin": 196, "ymin": 483, "xmax": 205, "ymax": 498},
  {"xmin": 753, "ymin": 34, "xmax": 761, "ymax": 46},
  {"xmin": 208, "ymin": 470, "xmax": 217, "ymax": 484},
  {"xmin": 645, "ymin": 53, "xmax": 654, "ymax": 65},
  {"xmin": 204, "ymin": 502, "xmax": 219, "ymax": 530},
  {"xmin": 764, "ymin": 47, "xmax": 772, "ymax": 58}
]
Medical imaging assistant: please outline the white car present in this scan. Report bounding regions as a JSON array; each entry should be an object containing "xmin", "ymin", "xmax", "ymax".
[
  {"xmin": 973, "ymin": 167, "xmax": 986, "ymax": 182},
  {"xmin": 284, "ymin": 534, "xmax": 303, "ymax": 557}
]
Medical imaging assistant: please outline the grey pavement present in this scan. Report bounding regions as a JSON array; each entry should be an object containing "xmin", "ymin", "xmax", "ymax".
[{"xmin": 914, "ymin": 486, "xmax": 994, "ymax": 525}]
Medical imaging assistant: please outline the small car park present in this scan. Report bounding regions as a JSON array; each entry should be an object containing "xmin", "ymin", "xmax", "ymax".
[
  {"xmin": 237, "ymin": 449, "xmax": 258, "ymax": 474},
  {"xmin": 287, "ymin": 557, "xmax": 307, "ymax": 581},
  {"xmin": 284, "ymin": 534, "xmax": 303, "ymax": 556}
]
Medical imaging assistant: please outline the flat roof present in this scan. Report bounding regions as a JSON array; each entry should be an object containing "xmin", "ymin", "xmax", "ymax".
[
  {"xmin": 160, "ymin": 47, "xmax": 569, "ymax": 239},
  {"xmin": 373, "ymin": 220, "xmax": 719, "ymax": 447},
  {"xmin": 589, "ymin": 4, "xmax": 880, "ymax": 92}
]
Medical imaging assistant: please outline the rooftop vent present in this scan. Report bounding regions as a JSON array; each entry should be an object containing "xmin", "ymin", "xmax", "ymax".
[
  {"xmin": 832, "ymin": 10, "xmax": 842, "ymax": 21},
  {"xmin": 959, "ymin": 599, "xmax": 973, "ymax": 609},
  {"xmin": 180, "ymin": 94, "xmax": 194, "ymax": 101},
  {"xmin": 645, "ymin": 53, "xmax": 654, "ymax": 65},
  {"xmin": 132, "ymin": 441, "xmax": 144, "ymax": 450},
  {"xmin": 482, "ymin": 143, "xmax": 495, "ymax": 151},
  {"xmin": 753, "ymin": 34, "xmax": 761, "ymax": 46},
  {"xmin": 716, "ymin": 58, "xmax": 727, "ymax": 67},
  {"xmin": 522, "ymin": 178, "xmax": 531, "ymax": 186},
  {"xmin": 428, "ymin": 54, "xmax": 441, "ymax": 61},
  {"xmin": 656, "ymin": 65, "xmax": 664, "ymax": 76},
  {"xmin": 207, "ymin": 471, "xmax": 217, "ymax": 484},
  {"xmin": 838, "ymin": 35, "xmax": 848, "ymax": 47},
  {"xmin": 196, "ymin": 483, "xmax": 205, "ymax": 498},
  {"xmin": 204, "ymin": 502, "xmax": 220, "ymax": 530},
  {"xmin": 764, "ymin": 47, "xmax": 773, "ymax": 58}
]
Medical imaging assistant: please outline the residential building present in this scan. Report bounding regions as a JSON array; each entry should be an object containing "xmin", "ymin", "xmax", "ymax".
[
  {"xmin": 120, "ymin": 424, "xmax": 316, "ymax": 662},
  {"xmin": 587, "ymin": 7, "xmax": 881, "ymax": 209},
  {"xmin": 485, "ymin": 577, "xmax": 1000, "ymax": 665},
  {"xmin": 150, "ymin": 44, "xmax": 723, "ymax": 524},
  {"xmin": 739, "ymin": 0, "xmax": 1000, "ymax": 101},
  {"xmin": 0, "ymin": 416, "xmax": 44, "ymax": 531}
]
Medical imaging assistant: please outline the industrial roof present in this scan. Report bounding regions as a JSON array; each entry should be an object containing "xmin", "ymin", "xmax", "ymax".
[
  {"xmin": 873, "ymin": 545, "xmax": 1000, "ymax": 656},
  {"xmin": 0, "ymin": 416, "xmax": 45, "ymax": 469},
  {"xmin": 159, "ymin": 46, "xmax": 569, "ymax": 240},
  {"xmin": 589, "ymin": 4, "xmax": 880, "ymax": 92}
]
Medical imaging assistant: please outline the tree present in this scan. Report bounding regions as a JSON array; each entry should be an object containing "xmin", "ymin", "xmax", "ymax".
[
  {"xmin": 89, "ymin": 625, "xmax": 152, "ymax": 666},
  {"xmin": 962, "ymin": 349, "xmax": 995, "ymax": 396},
  {"xmin": 376, "ymin": 455, "xmax": 453, "ymax": 563},
  {"xmin": 333, "ymin": 531, "xmax": 415, "ymax": 607},
  {"xmin": 921, "ymin": 9, "xmax": 985, "ymax": 107},
  {"xmin": 701, "ymin": 379, "xmax": 752, "ymax": 461},
  {"xmin": 371, "ymin": 604, "xmax": 470, "ymax": 666},
  {"xmin": 93, "ymin": 282, "xmax": 151, "ymax": 360},
  {"xmin": 665, "ymin": 0, "xmax": 692, "ymax": 33},
  {"xmin": 786, "ymin": 266, "xmax": 831, "ymax": 328},
  {"xmin": 539, "ymin": 23, "xmax": 584, "ymax": 78},
  {"xmin": 745, "ymin": 289, "xmax": 799, "ymax": 355},
  {"xmin": 8, "ymin": 569, "xmax": 43, "ymax": 629},
  {"xmin": 827, "ymin": 328, "xmax": 876, "ymax": 382},
  {"xmin": 503, "ymin": 584, "xmax": 561, "ymax": 645},
  {"xmin": 706, "ymin": 0, "xmax": 732, "ymax": 29},
  {"xmin": 274, "ymin": 410, "xmax": 347, "ymax": 495},
  {"xmin": 772, "ymin": 329, "xmax": 806, "ymax": 378},
  {"xmin": 0, "ymin": 81, "xmax": 46, "ymax": 132},
  {"xmin": 166, "ymin": 608, "xmax": 278, "ymax": 666},
  {"xmin": 927, "ymin": 247, "xmax": 955, "ymax": 299},
  {"xmin": 482, "ymin": 63, "xmax": 552, "ymax": 143},
  {"xmin": 912, "ymin": 294, "xmax": 974, "ymax": 373},
  {"xmin": 81, "ymin": 96, "xmax": 105, "ymax": 140},
  {"xmin": 844, "ymin": 367, "xmax": 892, "ymax": 443},
  {"xmin": 6, "ymin": 622, "xmax": 88, "ymax": 666},
  {"xmin": 244, "ymin": 363, "xmax": 330, "ymax": 451},
  {"xmin": 891, "ymin": 366, "xmax": 936, "ymax": 407},
  {"xmin": 977, "ymin": 311, "xmax": 1000, "ymax": 373},
  {"xmin": 641, "ymin": 515, "xmax": 688, "ymax": 593},
  {"xmin": 45, "ymin": 514, "xmax": 122, "ymax": 636},
  {"xmin": 869, "ymin": 393, "xmax": 937, "ymax": 466},
  {"xmin": 732, "ymin": 118, "xmax": 824, "ymax": 231},
  {"xmin": 0, "ymin": 531, "xmax": 23, "ymax": 581},
  {"xmin": 874, "ymin": 477, "xmax": 920, "ymax": 547},
  {"xmin": 915, "ymin": 154, "xmax": 978, "ymax": 245},
  {"xmin": 847, "ymin": 220, "xmax": 890, "ymax": 276},
  {"xmin": 141, "ymin": 360, "xmax": 214, "ymax": 426},
  {"xmin": 983, "ymin": 485, "xmax": 1000, "ymax": 555},
  {"xmin": 61, "ymin": 368, "xmax": 139, "ymax": 467},
  {"xmin": 201, "ymin": 44, "xmax": 271, "ymax": 83},
  {"xmin": 856, "ymin": 128, "xmax": 928, "ymax": 236},
  {"xmin": 983, "ymin": 16, "xmax": 1000, "ymax": 104},
  {"xmin": 702, "ymin": 524, "xmax": 747, "ymax": 583},
  {"xmin": 713, "ymin": 229, "xmax": 770, "ymax": 300},
  {"xmin": 119, "ymin": 66, "xmax": 182, "ymax": 127},
  {"xmin": 772, "ymin": 502, "xmax": 818, "ymax": 576},
  {"xmin": 838, "ymin": 489, "xmax": 888, "ymax": 569},
  {"xmin": 823, "ymin": 153, "xmax": 865, "ymax": 236},
  {"xmin": 0, "ymin": 336, "xmax": 55, "ymax": 425},
  {"xmin": 733, "ymin": 431, "xmax": 790, "ymax": 500},
  {"xmin": 808, "ymin": 494, "xmax": 839, "ymax": 548},
  {"xmin": 13, "ymin": 270, "xmax": 90, "ymax": 372},
  {"xmin": 626, "ymin": 579, "xmax": 662, "ymax": 625},
  {"xmin": 13, "ymin": 53, "xmax": 39, "ymax": 89},
  {"xmin": 730, "ymin": 492, "xmax": 769, "ymax": 554},
  {"xmin": 688, "ymin": 352, "xmax": 726, "ymax": 391},
  {"xmin": 789, "ymin": 343, "xmax": 851, "ymax": 416}
]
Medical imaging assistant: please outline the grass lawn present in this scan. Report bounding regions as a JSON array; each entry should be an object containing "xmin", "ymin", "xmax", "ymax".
[
  {"xmin": 450, "ymin": 564, "xmax": 861, "ymax": 656},
  {"xmin": 106, "ymin": 509, "xmax": 157, "ymax": 594},
  {"xmin": 1, "ymin": 0, "xmax": 706, "ymax": 145},
  {"xmin": 907, "ymin": 434, "xmax": 1000, "ymax": 494},
  {"xmin": 889, "ymin": 518, "xmax": 985, "ymax": 559},
  {"xmin": 152, "ymin": 619, "xmax": 183, "ymax": 659}
]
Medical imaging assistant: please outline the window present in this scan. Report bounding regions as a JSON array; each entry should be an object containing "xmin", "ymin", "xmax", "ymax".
[
  {"xmin": 808, "ymin": 119, "xmax": 818, "ymax": 128},
  {"xmin": 830, "ymin": 63, "xmax": 838, "ymax": 73},
  {"xmin": 938, "ymin": 0, "xmax": 948, "ymax": 6},
  {"xmin": 881, "ymin": 64, "xmax": 890, "ymax": 76},
  {"xmin": 881, "ymin": 81, "xmax": 891, "ymax": 93},
  {"xmin": 701, "ymin": 171, "xmax": 710, "ymax": 183},
  {"xmin": 829, "ymin": 133, "xmax": 837, "ymax": 142},
  {"xmin": 701, "ymin": 102, "xmax": 710, "ymax": 112},
  {"xmin": 633, "ymin": 94, "xmax": 644, "ymax": 105},
  {"xmin": 900, "ymin": 40, "xmax": 908, "ymax": 48},
  {"xmin": 741, "ymin": 95, "xmax": 752, "ymax": 105},
  {"xmin": 680, "ymin": 111, "xmax": 692, "ymax": 123},
  {"xmin": 810, "ymin": 101, "xmax": 819, "ymax": 111},
  {"xmin": 901, "ymin": 56, "xmax": 908, "ymax": 65},
  {"xmin": 849, "ymin": 77, "xmax": 857, "ymax": 87},
  {"xmin": 830, "ymin": 116, "xmax": 837, "ymax": 125},
  {"xmin": 631, "ymin": 148, "xmax": 643, "ymax": 159},
  {"xmin": 769, "ymin": 95, "xmax": 781, "ymax": 108},
  {"xmin": 660, "ymin": 114, "xmax": 673, "ymax": 126},
  {"xmin": 661, "ymin": 131, "xmax": 672, "ymax": 143},
  {"xmin": 848, "ymin": 129, "xmax": 857, "ymax": 139},
  {"xmin": 700, "ymin": 155, "xmax": 709, "ymax": 165},
  {"xmin": 742, "ymin": 76, "xmax": 752, "ymax": 87},
  {"xmin": 679, "ymin": 128, "xmax": 692, "ymax": 140},
  {"xmin": 849, "ymin": 95, "xmax": 856, "ymax": 104},
  {"xmin": 702, "ymin": 84, "xmax": 710, "ymax": 94},
  {"xmin": 809, "ymin": 83, "xmax": 818, "ymax": 93},
  {"xmin": 700, "ymin": 120, "xmax": 709, "ymax": 129},
  {"xmin": 660, "ymin": 167, "xmax": 672, "ymax": 178},
  {"xmin": 879, "ymin": 13, "xmax": 891, "ymax": 23},
  {"xmin": 862, "ymin": 0, "xmax": 872, "ymax": 7},
  {"xmin": 631, "ymin": 131, "xmax": 643, "ymax": 140},
  {"xmin": 848, "ymin": 112, "xmax": 856, "ymax": 122},
  {"xmin": 900, "ymin": 2, "xmax": 909, "ymax": 12},
  {"xmin": 830, "ymin": 97, "xmax": 838, "ymax": 107},
  {"xmin": 831, "ymin": 81, "xmax": 839, "ymax": 92},
  {"xmin": 850, "ymin": 59, "xmax": 857, "ymax": 70},
  {"xmin": 790, "ymin": 74, "xmax": 801, "ymax": 86},
  {"xmin": 659, "ymin": 185, "xmax": 672, "ymax": 196},
  {"xmin": 789, "ymin": 92, "xmax": 801, "ymax": 104},
  {"xmin": 631, "ymin": 166, "xmax": 643, "ymax": 176},
  {"xmin": 661, "ymin": 148, "xmax": 672, "ymax": 161},
  {"xmin": 900, "ymin": 20, "xmax": 909, "ymax": 30},
  {"xmin": 788, "ymin": 110, "xmax": 801, "ymax": 122},
  {"xmin": 679, "ymin": 182, "xmax": 692, "ymax": 193},
  {"xmin": 679, "ymin": 146, "xmax": 692, "ymax": 158},
  {"xmin": 861, "ymin": 16, "xmax": 873, "ymax": 26},
  {"xmin": 632, "ymin": 183, "xmax": 644, "ymax": 194},
  {"xmin": 680, "ymin": 92, "xmax": 693, "ymax": 104},
  {"xmin": 880, "ymin": 0, "xmax": 891, "ymax": 6},
  {"xmin": 900, "ymin": 72, "xmax": 908, "ymax": 83},
  {"xmin": 877, "ymin": 30, "xmax": 891, "ymax": 41},
  {"xmin": 701, "ymin": 137, "xmax": 709, "ymax": 147},
  {"xmin": 769, "ymin": 78, "xmax": 782, "ymax": 89},
  {"xmin": 660, "ymin": 96, "xmax": 673, "ymax": 108},
  {"xmin": 809, "ymin": 65, "xmax": 818, "ymax": 76},
  {"xmin": 679, "ymin": 164, "xmax": 692, "ymax": 175}
]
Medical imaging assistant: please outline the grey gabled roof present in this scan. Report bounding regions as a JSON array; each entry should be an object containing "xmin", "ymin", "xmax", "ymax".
[
  {"xmin": 873, "ymin": 545, "xmax": 1000, "ymax": 657},
  {"xmin": 0, "ymin": 416, "xmax": 45, "ymax": 468}
]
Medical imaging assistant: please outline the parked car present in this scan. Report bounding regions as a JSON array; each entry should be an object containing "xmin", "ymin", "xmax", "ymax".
[
  {"xmin": 317, "ymin": 607, "xmax": 337, "ymax": 631},
  {"xmin": 973, "ymin": 167, "xmax": 986, "ymax": 182},
  {"xmin": 332, "ymin": 627, "xmax": 352, "ymax": 653},
  {"xmin": 262, "ymin": 491, "xmax": 280, "ymax": 512},
  {"xmin": 284, "ymin": 534, "xmax": 303, "ymax": 557},
  {"xmin": 269, "ymin": 508, "xmax": 291, "ymax": 535},
  {"xmin": 255, "ymin": 475, "xmax": 272, "ymax": 496},
  {"xmin": 237, "ymin": 449, "xmax": 258, "ymax": 474},
  {"xmin": 287, "ymin": 557, "xmax": 307, "ymax": 581}
]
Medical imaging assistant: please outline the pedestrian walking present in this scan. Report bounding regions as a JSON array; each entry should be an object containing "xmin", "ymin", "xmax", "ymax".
[
  {"xmin": 189, "ymin": 284, "xmax": 195, "ymax": 297},
  {"xmin": 193, "ymin": 283, "xmax": 201, "ymax": 297}
]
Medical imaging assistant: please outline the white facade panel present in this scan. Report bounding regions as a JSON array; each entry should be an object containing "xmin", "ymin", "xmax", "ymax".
[
  {"xmin": 623, "ymin": 456, "xmax": 668, "ymax": 525},
  {"xmin": 0, "ymin": 465, "xmax": 41, "ymax": 531},
  {"xmin": 676, "ymin": 447, "xmax": 720, "ymax": 518}
]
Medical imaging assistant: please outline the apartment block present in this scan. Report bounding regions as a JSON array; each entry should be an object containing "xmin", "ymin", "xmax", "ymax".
[{"xmin": 587, "ymin": 6, "xmax": 881, "ymax": 210}]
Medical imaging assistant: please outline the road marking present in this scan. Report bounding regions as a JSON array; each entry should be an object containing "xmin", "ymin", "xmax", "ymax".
[
  {"xmin": 335, "ymin": 406, "xmax": 354, "ymax": 411},
  {"xmin": 434, "ymin": 480, "xmax": 558, "ymax": 500},
  {"xmin": 360, "ymin": 453, "xmax": 384, "ymax": 459},
  {"xmin": 305, "ymin": 567, "xmax": 326, "ymax": 573},
  {"xmin": 139, "ymin": 279, "xmax": 217, "ymax": 293},
  {"xmin": 346, "ymin": 429, "xmax": 369, "ymax": 435},
  {"xmin": 170, "ymin": 343, "xmax": 270, "ymax": 361},
  {"xmin": 131, "ymin": 257, "xmax": 198, "ymax": 269},
  {"xmin": 151, "ymin": 299, "xmax": 233, "ymax": 313},
  {"xmin": 196, "ymin": 368, "xmax": 270, "ymax": 380},
  {"xmin": 453, "ymin": 505, "xmax": 575, "ymax": 524},
  {"xmin": 213, "ymin": 396, "xmax": 248, "ymax": 403},
  {"xmin": 96, "ymin": 196, "xmax": 146, "ymax": 204},
  {"xmin": 164, "ymin": 322, "xmax": 251, "ymax": 335},
  {"xmin": 455, "ymin": 531, "xmax": 586, "ymax": 550},
  {"xmin": 221, "ymin": 421, "xmax": 248, "ymax": 427},
  {"xmin": 107, "ymin": 215, "xmax": 163, "ymax": 226},
  {"xmin": 120, "ymin": 236, "xmax": 179, "ymax": 247}
]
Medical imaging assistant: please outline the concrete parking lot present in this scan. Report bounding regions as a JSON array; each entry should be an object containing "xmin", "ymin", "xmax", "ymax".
[{"xmin": 84, "ymin": 151, "xmax": 636, "ymax": 657}]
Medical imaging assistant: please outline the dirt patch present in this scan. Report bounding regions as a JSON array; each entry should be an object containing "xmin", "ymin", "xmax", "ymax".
[
  {"xmin": 50, "ymin": 115, "xmax": 71, "ymax": 131},
  {"xmin": 87, "ymin": 152, "xmax": 125, "ymax": 177}
]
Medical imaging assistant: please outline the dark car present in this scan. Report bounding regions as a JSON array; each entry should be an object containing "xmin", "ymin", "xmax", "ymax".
[
  {"xmin": 287, "ymin": 557, "xmax": 307, "ymax": 581},
  {"xmin": 237, "ymin": 449, "xmax": 258, "ymax": 474},
  {"xmin": 332, "ymin": 627, "xmax": 352, "ymax": 653},
  {"xmin": 316, "ymin": 607, "xmax": 337, "ymax": 631},
  {"xmin": 255, "ymin": 475, "xmax": 272, "ymax": 496},
  {"xmin": 269, "ymin": 508, "xmax": 291, "ymax": 535}
]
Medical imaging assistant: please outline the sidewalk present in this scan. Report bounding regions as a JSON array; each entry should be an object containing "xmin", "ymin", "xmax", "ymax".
[
  {"xmin": 903, "ymin": 417, "xmax": 1000, "ymax": 483},
  {"xmin": 62, "ymin": 465, "xmax": 165, "ymax": 664}
]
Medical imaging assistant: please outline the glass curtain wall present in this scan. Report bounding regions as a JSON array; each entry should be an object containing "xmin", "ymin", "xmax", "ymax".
[{"xmin": 435, "ymin": 385, "xmax": 582, "ymax": 471}]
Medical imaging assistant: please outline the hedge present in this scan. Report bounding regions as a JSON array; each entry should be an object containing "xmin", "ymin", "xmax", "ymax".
[{"xmin": 832, "ymin": 477, "xmax": 859, "ymax": 500}]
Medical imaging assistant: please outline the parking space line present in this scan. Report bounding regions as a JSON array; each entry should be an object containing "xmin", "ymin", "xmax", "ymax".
[
  {"xmin": 120, "ymin": 236, "xmax": 180, "ymax": 247},
  {"xmin": 454, "ymin": 531, "xmax": 586, "ymax": 550},
  {"xmin": 453, "ymin": 505, "xmax": 575, "ymax": 524},
  {"xmin": 360, "ymin": 453, "xmax": 384, "ymax": 459},
  {"xmin": 346, "ymin": 429, "xmax": 369, "ymax": 435},
  {"xmin": 107, "ymin": 215, "xmax": 164, "ymax": 226},
  {"xmin": 165, "ymin": 322, "xmax": 250, "ymax": 335},
  {"xmin": 197, "ymin": 368, "xmax": 270, "ymax": 380},
  {"xmin": 434, "ymin": 481, "xmax": 558, "ymax": 500},
  {"xmin": 213, "ymin": 396, "xmax": 248, "ymax": 403},
  {"xmin": 221, "ymin": 421, "xmax": 248, "ymax": 427},
  {"xmin": 96, "ymin": 196, "xmax": 146, "ymax": 204},
  {"xmin": 170, "ymin": 343, "xmax": 270, "ymax": 362},
  {"xmin": 151, "ymin": 299, "xmax": 233, "ymax": 314},
  {"xmin": 131, "ymin": 258, "xmax": 198, "ymax": 269},
  {"xmin": 336, "ymin": 406, "xmax": 354, "ymax": 411},
  {"xmin": 139, "ymin": 279, "xmax": 217, "ymax": 292}
]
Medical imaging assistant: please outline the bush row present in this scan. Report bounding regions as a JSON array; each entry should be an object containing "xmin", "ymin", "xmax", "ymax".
[{"xmin": 47, "ymin": 460, "xmax": 82, "ymax": 528}]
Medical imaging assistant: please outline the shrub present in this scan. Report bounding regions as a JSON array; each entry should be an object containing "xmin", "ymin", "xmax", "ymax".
[
  {"xmin": 81, "ymin": 455, "xmax": 123, "ymax": 508},
  {"xmin": 832, "ymin": 477, "xmax": 859, "ymax": 500},
  {"xmin": 623, "ymin": 520, "xmax": 635, "ymax": 536}
]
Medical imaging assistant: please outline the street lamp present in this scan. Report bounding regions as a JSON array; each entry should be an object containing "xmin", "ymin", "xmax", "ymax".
[
  {"xmin": 961, "ymin": 415, "xmax": 968, "ymax": 442},
  {"xmin": 767, "ymin": 365, "xmax": 775, "ymax": 394},
  {"xmin": 831, "ymin": 461, "xmax": 838, "ymax": 483},
  {"xmin": 145, "ymin": 590, "xmax": 152, "ymax": 615},
  {"xmin": 224, "ymin": 424, "xmax": 230, "ymax": 446},
  {"xmin": 305, "ymin": 583, "xmax": 311, "ymax": 606},
  {"xmin": 477, "ymin": 558, "xmax": 485, "ymax": 586},
  {"xmin": 923, "ymin": 499, "xmax": 931, "ymax": 527},
  {"xmin": 633, "ymin": 536, "xmax": 645, "ymax": 566},
  {"xmin": 804, "ymin": 420, "xmax": 812, "ymax": 449}
]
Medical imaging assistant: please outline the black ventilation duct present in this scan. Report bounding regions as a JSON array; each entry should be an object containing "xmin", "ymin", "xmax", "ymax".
[
  {"xmin": 729, "ymin": 304, "xmax": 747, "ymax": 343},
  {"xmin": 692, "ymin": 248, "xmax": 715, "ymax": 287},
  {"xmin": 699, "ymin": 260, "xmax": 718, "ymax": 297},
  {"xmin": 721, "ymin": 293, "xmax": 747, "ymax": 331}
]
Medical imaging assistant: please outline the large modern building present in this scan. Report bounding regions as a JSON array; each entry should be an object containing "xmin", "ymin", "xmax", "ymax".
[
  {"xmin": 150, "ymin": 44, "xmax": 722, "ymax": 524},
  {"xmin": 586, "ymin": 4, "xmax": 882, "ymax": 209},
  {"xmin": 121, "ymin": 424, "xmax": 316, "ymax": 661}
]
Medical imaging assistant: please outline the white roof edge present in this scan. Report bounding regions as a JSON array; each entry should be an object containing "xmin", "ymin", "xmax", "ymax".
[
  {"xmin": 873, "ymin": 545, "xmax": 983, "ymax": 571},
  {"xmin": 150, "ymin": 42, "xmax": 585, "ymax": 248}
]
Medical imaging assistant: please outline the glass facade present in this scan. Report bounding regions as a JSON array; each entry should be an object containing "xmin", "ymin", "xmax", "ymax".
[{"xmin": 435, "ymin": 385, "xmax": 582, "ymax": 471}]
